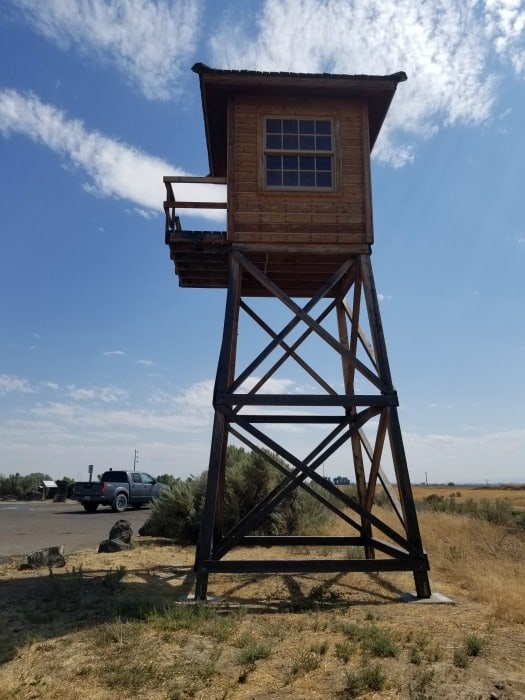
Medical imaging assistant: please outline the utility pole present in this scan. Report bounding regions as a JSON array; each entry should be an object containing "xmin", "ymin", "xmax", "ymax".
[{"xmin": 133, "ymin": 449, "xmax": 139, "ymax": 472}]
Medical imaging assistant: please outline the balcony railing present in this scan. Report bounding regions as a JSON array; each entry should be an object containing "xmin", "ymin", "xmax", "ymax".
[{"xmin": 163, "ymin": 176, "xmax": 227, "ymax": 236}]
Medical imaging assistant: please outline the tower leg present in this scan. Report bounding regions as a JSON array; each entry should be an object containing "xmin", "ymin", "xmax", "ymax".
[
  {"xmin": 360, "ymin": 255, "xmax": 431, "ymax": 597},
  {"xmin": 194, "ymin": 255, "xmax": 242, "ymax": 599}
]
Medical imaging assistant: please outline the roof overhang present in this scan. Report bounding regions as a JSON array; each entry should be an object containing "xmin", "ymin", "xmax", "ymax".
[{"xmin": 192, "ymin": 63, "xmax": 407, "ymax": 177}]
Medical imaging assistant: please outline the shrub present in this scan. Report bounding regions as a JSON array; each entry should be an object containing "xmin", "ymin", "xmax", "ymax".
[{"xmin": 143, "ymin": 446, "xmax": 330, "ymax": 543}]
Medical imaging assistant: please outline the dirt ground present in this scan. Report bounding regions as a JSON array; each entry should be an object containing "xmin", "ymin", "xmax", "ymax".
[{"xmin": 0, "ymin": 530, "xmax": 524, "ymax": 699}]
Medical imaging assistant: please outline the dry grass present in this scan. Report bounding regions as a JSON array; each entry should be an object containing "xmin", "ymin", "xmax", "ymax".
[
  {"xmin": 412, "ymin": 483, "xmax": 525, "ymax": 511},
  {"xmin": 0, "ymin": 493, "xmax": 525, "ymax": 699}
]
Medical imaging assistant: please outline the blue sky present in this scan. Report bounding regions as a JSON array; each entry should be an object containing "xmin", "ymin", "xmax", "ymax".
[{"xmin": 0, "ymin": 0, "xmax": 524, "ymax": 484}]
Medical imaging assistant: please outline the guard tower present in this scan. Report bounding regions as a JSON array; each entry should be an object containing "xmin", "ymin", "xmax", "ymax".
[{"xmin": 164, "ymin": 63, "xmax": 431, "ymax": 600}]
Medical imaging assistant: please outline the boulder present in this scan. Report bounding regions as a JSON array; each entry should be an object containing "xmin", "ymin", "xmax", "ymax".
[
  {"xmin": 109, "ymin": 519, "xmax": 133, "ymax": 544},
  {"xmin": 27, "ymin": 546, "xmax": 66, "ymax": 569},
  {"xmin": 98, "ymin": 538, "xmax": 131, "ymax": 553}
]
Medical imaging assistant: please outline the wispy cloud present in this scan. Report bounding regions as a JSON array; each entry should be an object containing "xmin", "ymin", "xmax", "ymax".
[
  {"xmin": 66, "ymin": 385, "xmax": 129, "ymax": 403},
  {"xmin": 0, "ymin": 374, "xmax": 34, "ymax": 395},
  {"xmin": 103, "ymin": 350, "xmax": 125, "ymax": 358},
  {"xmin": 9, "ymin": 0, "xmax": 202, "ymax": 100},
  {"xmin": 0, "ymin": 89, "xmax": 226, "ymax": 218},
  {"xmin": 208, "ymin": 0, "xmax": 525, "ymax": 165}
]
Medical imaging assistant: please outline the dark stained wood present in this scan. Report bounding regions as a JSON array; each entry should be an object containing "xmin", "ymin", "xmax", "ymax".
[{"xmin": 200, "ymin": 558, "xmax": 428, "ymax": 575}]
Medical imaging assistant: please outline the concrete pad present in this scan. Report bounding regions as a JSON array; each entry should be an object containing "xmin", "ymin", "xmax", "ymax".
[
  {"xmin": 400, "ymin": 592, "xmax": 454, "ymax": 604},
  {"xmin": 179, "ymin": 594, "xmax": 223, "ymax": 603}
]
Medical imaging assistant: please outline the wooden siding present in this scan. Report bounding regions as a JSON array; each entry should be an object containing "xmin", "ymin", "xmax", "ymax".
[{"xmin": 227, "ymin": 95, "xmax": 372, "ymax": 246}]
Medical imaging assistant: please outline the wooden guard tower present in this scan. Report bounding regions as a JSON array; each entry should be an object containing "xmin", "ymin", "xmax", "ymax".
[{"xmin": 164, "ymin": 63, "xmax": 431, "ymax": 600}]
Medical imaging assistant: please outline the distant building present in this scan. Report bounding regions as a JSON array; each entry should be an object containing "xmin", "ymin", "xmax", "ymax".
[{"xmin": 40, "ymin": 480, "xmax": 58, "ymax": 499}]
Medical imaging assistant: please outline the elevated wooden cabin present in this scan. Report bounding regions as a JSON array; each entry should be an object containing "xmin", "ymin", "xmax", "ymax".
[{"xmin": 164, "ymin": 64, "xmax": 406, "ymax": 296}]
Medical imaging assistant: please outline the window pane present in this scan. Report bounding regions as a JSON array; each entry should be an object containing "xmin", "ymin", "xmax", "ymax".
[
  {"xmin": 266, "ymin": 118, "xmax": 281, "ymax": 133},
  {"xmin": 283, "ymin": 155, "xmax": 298, "ymax": 169},
  {"xmin": 267, "ymin": 171, "xmax": 282, "ymax": 186},
  {"xmin": 299, "ymin": 135, "xmax": 315, "ymax": 150},
  {"xmin": 283, "ymin": 171, "xmax": 299, "ymax": 186},
  {"xmin": 316, "ymin": 135, "xmax": 332, "ymax": 150},
  {"xmin": 266, "ymin": 134, "xmax": 281, "ymax": 149},
  {"xmin": 300, "ymin": 172, "xmax": 315, "ymax": 187},
  {"xmin": 267, "ymin": 155, "xmax": 281, "ymax": 169},
  {"xmin": 317, "ymin": 171, "xmax": 332, "ymax": 187},
  {"xmin": 299, "ymin": 120, "xmax": 315, "ymax": 134},
  {"xmin": 299, "ymin": 155, "xmax": 315, "ymax": 170},
  {"xmin": 283, "ymin": 134, "xmax": 298, "ymax": 149},
  {"xmin": 316, "ymin": 120, "xmax": 331, "ymax": 134},
  {"xmin": 316, "ymin": 156, "xmax": 332, "ymax": 171},
  {"xmin": 283, "ymin": 119, "xmax": 298, "ymax": 133}
]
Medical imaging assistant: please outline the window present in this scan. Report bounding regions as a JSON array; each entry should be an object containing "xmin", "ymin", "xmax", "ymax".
[{"xmin": 264, "ymin": 118, "xmax": 334, "ymax": 189}]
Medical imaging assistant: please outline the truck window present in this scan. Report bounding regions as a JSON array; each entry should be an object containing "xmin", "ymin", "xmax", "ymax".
[
  {"xmin": 141, "ymin": 473, "xmax": 155, "ymax": 485},
  {"xmin": 131, "ymin": 473, "xmax": 141, "ymax": 483},
  {"xmin": 101, "ymin": 471, "xmax": 127, "ymax": 483}
]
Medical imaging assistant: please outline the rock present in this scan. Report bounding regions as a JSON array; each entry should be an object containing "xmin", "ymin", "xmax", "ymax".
[
  {"xmin": 27, "ymin": 546, "xmax": 66, "ymax": 569},
  {"xmin": 109, "ymin": 519, "xmax": 133, "ymax": 544},
  {"xmin": 98, "ymin": 538, "xmax": 131, "ymax": 553}
]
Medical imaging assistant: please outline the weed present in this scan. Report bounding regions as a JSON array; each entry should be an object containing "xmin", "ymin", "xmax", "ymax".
[
  {"xmin": 146, "ymin": 603, "xmax": 236, "ymax": 641},
  {"xmin": 361, "ymin": 662, "xmax": 386, "ymax": 691},
  {"xmin": 309, "ymin": 584, "xmax": 342, "ymax": 604},
  {"xmin": 360, "ymin": 625, "xmax": 397, "ymax": 658},
  {"xmin": 465, "ymin": 633, "xmax": 484, "ymax": 657},
  {"xmin": 453, "ymin": 649, "xmax": 470, "ymax": 668},
  {"xmin": 102, "ymin": 661, "xmax": 159, "ymax": 690},
  {"xmin": 345, "ymin": 546, "xmax": 365, "ymax": 559},
  {"xmin": 102, "ymin": 566, "xmax": 127, "ymax": 592},
  {"xmin": 408, "ymin": 669, "xmax": 435, "ymax": 699},
  {"xmin": 238, "ymin": 666, "xmax": 252, "ymax": 683},
  {"xmin": 342, "ymin": 662, "xmax": 386, "ymax": 697},
  {"xmin": 310, "ymin": 640, "xmax": 328, "ymax": 656},
  {"xmin": 290, "ymin": 650, "xmax": 321, "ymax": 675},
  {"xmin": 410, "ymin": 646, "xmax": 423, "ymax": 665},
  {"xmin": 237, "ymin": 632, "xmax": 272, "ymax": 665},
  {"xmin": 334, "ymin": 641, "xmax": 353, "ymax": 663}
]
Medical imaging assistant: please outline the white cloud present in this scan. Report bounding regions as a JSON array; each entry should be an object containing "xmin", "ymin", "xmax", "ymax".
[
  {"xmin": 405, "ymin": 427, "xmax": 525, "ymax": 483},
  {"xmin": 209, "ymin": 0, "xmax": 510, "ymax": 165},
  {"xmin": 0, "ymin": 374, "xmax": 34, "ymax": 395},
  {"xmin": 10, "ymin": 0, "xmax": 202, "ymax": 100},
  {"xmin": 0, "ymin": 89, "xmax": 226, "ymax": 220},
  {"xmin": 103, "ymin": 350, "xmax": 125, "ymax": 358},
  {"xmin": 483, "ymin": 0, "xmax": 525, "ymax": 73},
  {"xmin": 67, "ymin": 385, "xmax": 129, "ymax": 403}
]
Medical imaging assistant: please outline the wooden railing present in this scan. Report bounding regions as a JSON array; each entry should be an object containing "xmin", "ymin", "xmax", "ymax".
[{"xmin": 163, "ymin": 176, "xmax": 227, "ymax": 236}]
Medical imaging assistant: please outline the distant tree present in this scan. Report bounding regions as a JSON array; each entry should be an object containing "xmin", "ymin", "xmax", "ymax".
[
  {"xmin": 333, "ymin": 476, "xmax": 351, "ymax": 486},
  {"xmin": 0, "ymin": 472, "xmax": 51, "ymax": 499}
]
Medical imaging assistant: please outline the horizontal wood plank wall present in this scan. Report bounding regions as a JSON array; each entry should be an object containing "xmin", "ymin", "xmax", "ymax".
[{"xmin": 227, "ymin": 95, "xmax": 371, "ymax": 246}]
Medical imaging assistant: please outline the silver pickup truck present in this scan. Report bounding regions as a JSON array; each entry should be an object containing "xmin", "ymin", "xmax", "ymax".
[{"xmin": 72, "ymin": 470, "xmax": 169, "ymax": 513}]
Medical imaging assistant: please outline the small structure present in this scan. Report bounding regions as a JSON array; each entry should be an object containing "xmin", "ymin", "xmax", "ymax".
[
  {"xmin": 40, "ymin": 480, "xmax": 58, "ymax": 500},
  {"xmin": 164, "ymin": 64, "xmax": 431, "ymax": 600}
]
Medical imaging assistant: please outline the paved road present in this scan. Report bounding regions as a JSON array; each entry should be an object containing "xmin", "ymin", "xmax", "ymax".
[{"xmin": 0, "ymin": 500, "xmax": 154, "ymax": 561}]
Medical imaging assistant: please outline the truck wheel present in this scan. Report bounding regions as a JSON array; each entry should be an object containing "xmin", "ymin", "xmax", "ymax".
[
  {"xmin": 112, "ymin": 493, "xmax": 128, "ymax": 513},
  {"xmin": 83, "ymin": 502, "xmax": 98, "ymax": 513}
]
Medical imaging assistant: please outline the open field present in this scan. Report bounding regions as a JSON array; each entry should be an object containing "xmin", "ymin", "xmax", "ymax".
[
  {"xmin": 0, "ymin": 494, "xmax": 524, "ymax": 699},
  {"xmin": 412, "ymin": 484, "xmax": 525, "ymax": 512}
]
